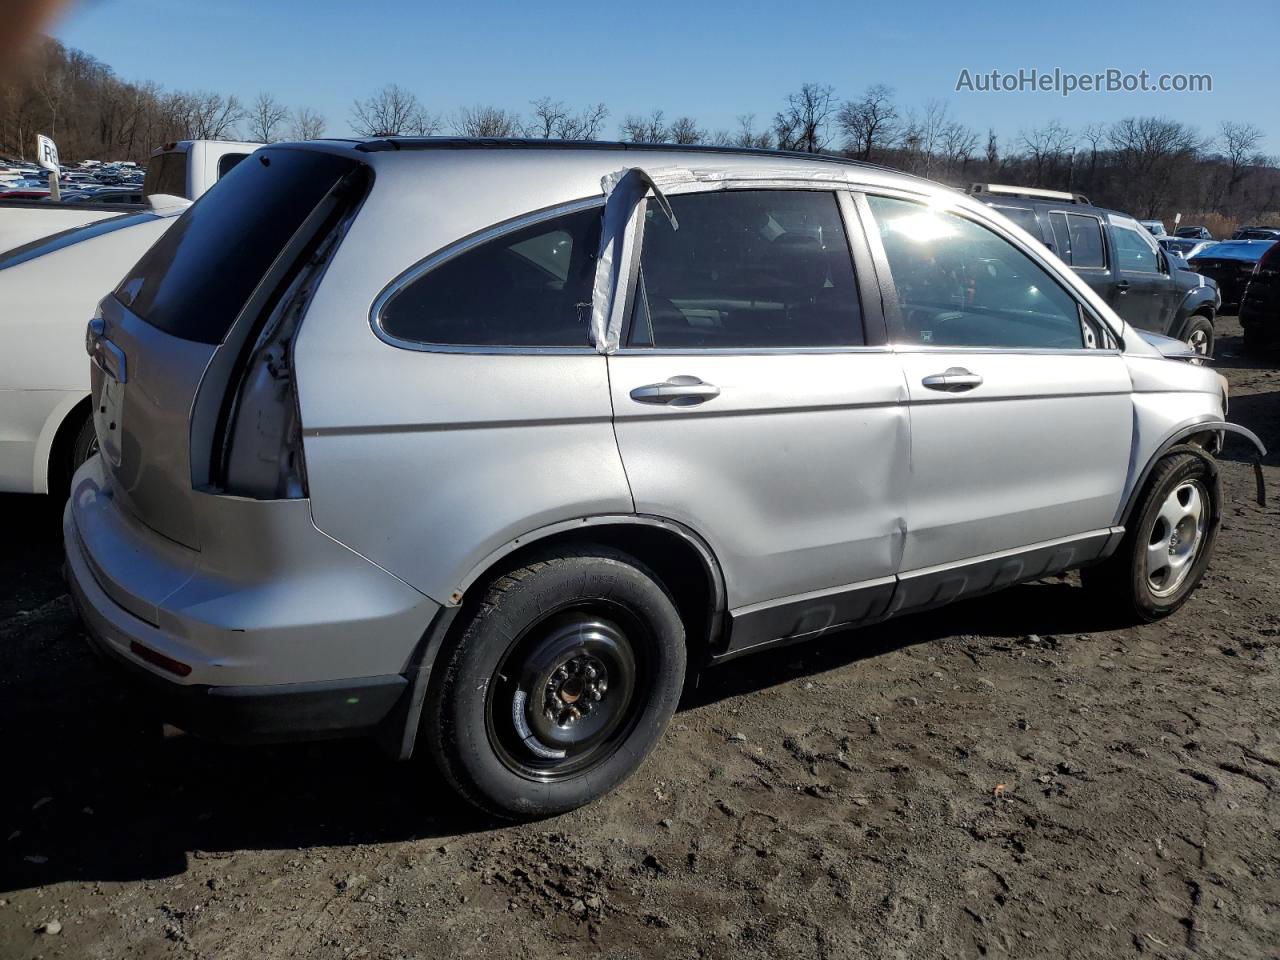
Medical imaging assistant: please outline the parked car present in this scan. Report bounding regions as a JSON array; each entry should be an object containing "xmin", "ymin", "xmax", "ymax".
[
  {"xmin": 1188, "ymin": 240, "xmax": 1278, "ymax": 312},
  {"xmin": 2, "ymin": 140, "xmax": 256, "ymax": 253},
  {"xmin": 1160, "ymin": 236, "xmax": 1213, "ymax": 261},
  {"xmin": 1140, "ymin": 219, "xmax": 1168, "ymax": 236},
  {"xmin": 968, "ymin": 184, "xmax": 1220, "ymax": 356},
  {"xmin": 66, "ymin": 141, "xmax": 1264, "ymax": 819},
  {"xmin": 66, "ymin": 188, "xmax": 144, "ymax": 205},
  {"xmin": 1231, "ymin": 226, "xmax": 1280, "ymax": 241},
  {"xmin": 1239, "ymin": 241, "xmax": 1280, "ymax": 352},
  {"xmin": 0, "ymin": 201, "xmax": 187, "ymax": 495},
  {"xmin": 1174, "ymin": 225, "xmax": 1213, "ymax": 240}
]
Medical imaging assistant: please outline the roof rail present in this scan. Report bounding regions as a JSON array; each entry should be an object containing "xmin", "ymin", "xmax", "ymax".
[
  {"xmin": 967, "ymin": 183, "xmax": 1091, "ymax": 205},
  {"xmin": 349, "ymin": 136, "xmax": 908, "ymax": 174}
]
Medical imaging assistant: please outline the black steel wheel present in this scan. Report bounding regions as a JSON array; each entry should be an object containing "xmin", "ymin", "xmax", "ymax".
[
  {"xmin": 424, "ymin": 546, "xmax": 686, "ymax": 819},
  {"xmin": 486, "ymin": 607, "xmax": 643, "ymax": 782}
]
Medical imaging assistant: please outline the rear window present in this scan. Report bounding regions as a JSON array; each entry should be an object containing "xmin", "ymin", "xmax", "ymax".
[
  {"xmin": 117, "ymin": 148, "xmax": 360, "ymax": 344},
  {"xmin": 143, "ymin": 150, "xmax": 187, "ymax": 198}
]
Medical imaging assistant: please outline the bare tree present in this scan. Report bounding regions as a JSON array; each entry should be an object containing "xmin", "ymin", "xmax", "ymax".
[
  {"xmin": 452, "ymin": 105, "xmax": 521, "ymax": 137},
  {"xmin": 290, "ymin": 106, "xmax": 326, "ymax": 140},
  {"xmin": 620, "ymin": 109, "xmax": 669, "ymax": 143},
  {"xmin": 1019, "ymin": 119, "xmax": 1074, "ymax": 183},
  {"xmin": 985, "ymin": 127, "xmax": 1000, "ymax": 169},
  {"xmin": 1079, "ymin": 121, "xmax": 1107, "ymax": 180},
  {"xmin": 734, "ymin": 113, "xmax": 773, "ymax": 149},
  {"xmin": 527, "ymin": 96, "xmax": 568, "ymax": 138},
  {"xmin": 247, "ymin": 91, "xmax": 288, "ymax": 142},
  {"xmin": 528, "ymin": 97, "xmax": 608, "ymax": 140},
  {"xmin": 350, "ymin": 84, "xmax": 421, "ymax": 137},
  {"xmin": 1108, "ymin": 116, "xmax": 1204, "ymax": 217},
  {"xmin": 773, "ymin": 83, "xmax": 835, "ymax": 153},
  {"xmin": 940, "ymin": 120, "xmax": 979, "ymax": 176},
  {"xmin": 182, "ymin": 91, "xmax": 245, "ymax": 140},
  {"xmin": 557, "ymin": 102, "xmax": 608, "ymax": 140},
  {"xmin": 837, "ymin": 83, "xmax": 898, "ymax": 161},
  {"xmin": 407, "ymin": 106, "xmax": 442, "ymax": 136},
  {"xmin": 668, "ymin": 115, "xmax": 705, "ymax": 145},
  {"xmin": 1220, "ymin": 121, "xmax": 1264, "ymax": 196}
]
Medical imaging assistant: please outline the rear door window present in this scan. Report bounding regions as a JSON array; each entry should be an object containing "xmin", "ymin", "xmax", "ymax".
[
  {"xmin": 116, "ymin": 148, "xmax": 361, "ymax": 344},
  {"xmin": 378, "ymin": 206, "xmax": 602, "ymax": 347},
  {"xmin": 1048, "ymin": 211, "xmax": 1106, "ymax": 269},
  {"xmin": 629, "ymin": 189, "xmax": 864, "ymax": 348}
]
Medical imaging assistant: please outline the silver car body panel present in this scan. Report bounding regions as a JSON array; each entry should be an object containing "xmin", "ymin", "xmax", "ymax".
[
  {"xmin": 894, "ymin": 349, "xmax": 1133, "ymax": 571},
  {"xmin": 608, "ymin": 350, "xmax": 910, "ymax": 609},
  {"xmin": 66, "ymin": 456, "xmax": 436, "ymax": 686}
]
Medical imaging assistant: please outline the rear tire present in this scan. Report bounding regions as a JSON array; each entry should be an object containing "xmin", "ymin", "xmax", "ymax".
[
  {"xmin": 423, "ymin": 546, "xmax": 686, "ymax": 820},
  {"xmin": 1182, "ymin": 314, "xmax": 1214, "ymax": 359},
  {"xmin": 52, "ymin": 410, "xmax": 98, "ymax": 499},
  {"xmin": 1081, "ymin": 452, "xmax": 1220, "ymax": 622}
]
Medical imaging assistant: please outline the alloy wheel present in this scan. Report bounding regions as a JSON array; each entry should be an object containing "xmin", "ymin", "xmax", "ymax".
[{"xmin": 1146, "ymin": 480, "xmax": 1207, "ymax": 597}]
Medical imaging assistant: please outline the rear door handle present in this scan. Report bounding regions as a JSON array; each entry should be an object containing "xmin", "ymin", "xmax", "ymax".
[
  {"xmin": 630, "ymin": 375, "xmax": 720, "ymax": 406},
  {"xmin": 921, "ymin": 367, "xmax": 983, "ymax": 392}
]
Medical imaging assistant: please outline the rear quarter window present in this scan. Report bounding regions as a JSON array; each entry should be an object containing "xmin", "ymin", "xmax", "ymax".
[
  {"xmin": 116, "ymin": 148, "xmax": 362, "ymax": 344},
  {"xmin": 378, "ymin": 206, "xmax": 602, "ymax": 348}
]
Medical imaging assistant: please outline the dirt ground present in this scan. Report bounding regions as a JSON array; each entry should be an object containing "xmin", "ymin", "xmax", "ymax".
[{"xmin": 2, "ymin": 317, "xmax": 1277, "ymax": 960}]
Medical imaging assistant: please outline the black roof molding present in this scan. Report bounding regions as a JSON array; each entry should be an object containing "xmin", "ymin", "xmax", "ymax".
[{"xmin": 350, "ymin": 136, "xmax": 903, "ymax": 174}]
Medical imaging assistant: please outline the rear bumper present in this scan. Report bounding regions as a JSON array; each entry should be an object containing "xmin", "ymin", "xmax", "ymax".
[{"xmin": 63, "ymin": 457, "xmax": 438, "ymax": 742}]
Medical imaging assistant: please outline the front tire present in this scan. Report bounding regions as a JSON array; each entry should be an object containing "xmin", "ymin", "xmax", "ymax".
[
  {"xmin": 1082, "ymin": 451, "xmax": 1220, "ymax": 621},
  {"xmin": 1182, "ymin": 314, "xmax": 1215, "ymax": 359},
  {"xmin": 424, "ymin": 546, "xmax": 686, "ymax": 820}
]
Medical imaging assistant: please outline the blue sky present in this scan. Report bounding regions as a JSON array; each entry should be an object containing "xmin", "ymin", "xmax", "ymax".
[{"xmin": 54, "ymin": 0, "xmax": 1276, "ymax": 151}]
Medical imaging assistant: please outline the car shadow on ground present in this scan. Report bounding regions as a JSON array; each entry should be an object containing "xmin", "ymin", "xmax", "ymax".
[{"xmin": 0, "ymin": 493, "xmax": 1139, "ymax": 894}]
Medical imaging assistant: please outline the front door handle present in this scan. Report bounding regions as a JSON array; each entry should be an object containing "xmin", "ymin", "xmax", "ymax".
[
  {"xmin": 630, "ymin": 375, "xmax": 720, "ymax": 406},
  {"xmin": 1115, "ymin": 280, "xmax": 1130, "ymax": 293},
  {"xmin": 921, "ymin": 367, "xmax": 983, "ymax": 392}
]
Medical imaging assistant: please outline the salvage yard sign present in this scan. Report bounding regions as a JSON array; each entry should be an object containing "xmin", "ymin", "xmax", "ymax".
[
  {"xmin": 36, "ymin": 134, "xmax": 59, "ymax": 201},
  {"xmin": 36, "ymin": 134, "xmax": 59, "ymax": 172}
]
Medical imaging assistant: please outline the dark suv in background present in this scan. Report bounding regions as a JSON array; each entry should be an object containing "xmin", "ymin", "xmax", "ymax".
[{"xmin": 968, "ymin": 184, "xmax": 1221, "ymax": 356}]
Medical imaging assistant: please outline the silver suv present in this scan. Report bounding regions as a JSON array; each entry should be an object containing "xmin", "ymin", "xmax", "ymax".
[{"xmin": 66, "ymin": 141, "xmax": 1265, "ymax": 818}]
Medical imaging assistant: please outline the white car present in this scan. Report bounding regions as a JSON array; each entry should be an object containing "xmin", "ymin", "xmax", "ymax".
[{"xmin": 0, "ymin": 204, "xmax": 183, "ymax": 494}]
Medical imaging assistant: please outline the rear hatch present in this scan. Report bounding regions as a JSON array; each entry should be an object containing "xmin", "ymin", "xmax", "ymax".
[{"xmin": 88, "ymin": 146, "xmax": 366, "ymax": 549}]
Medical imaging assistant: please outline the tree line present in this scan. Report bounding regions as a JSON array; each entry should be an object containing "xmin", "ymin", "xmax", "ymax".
[
  {"xmin": 4, "ymin": 36, "xmax": 1276, "ymax": 227},
  {"xmin": 0, "ymin": 37, "xmax": 326, "ymax": 165}
]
